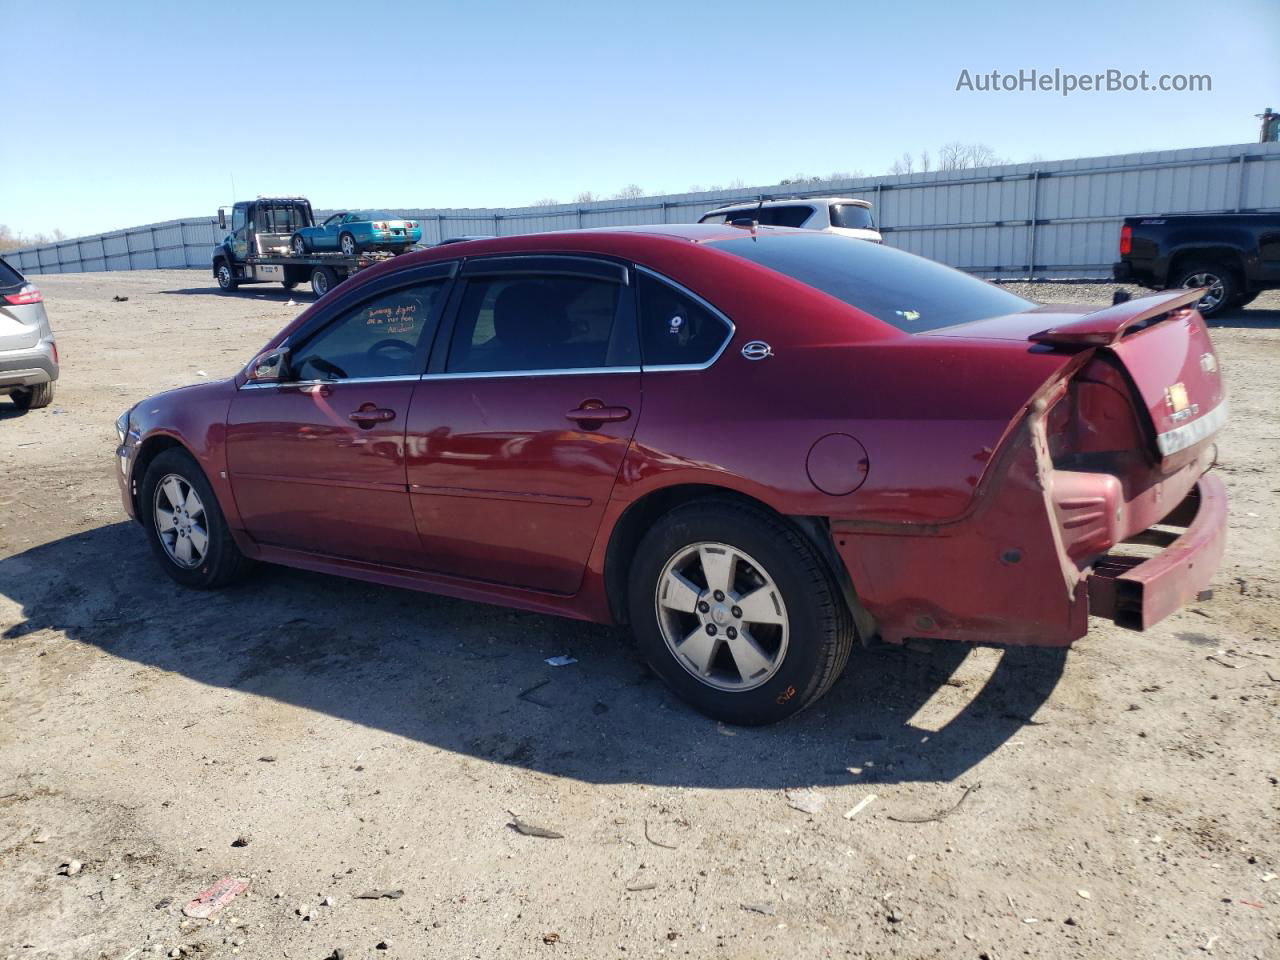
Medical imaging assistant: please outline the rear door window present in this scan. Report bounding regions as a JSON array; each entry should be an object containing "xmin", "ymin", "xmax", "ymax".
[
  {"xmin": 830, "ymin": 203, "xmax": 875, "ymax": 229},
  {"xmin": 702, "ymin": 205, "xmax": 815, "ymax": 228},
  {"xmin": 446, "ymin": 272, "xmax": 633, "ymax": 373},
  {"xmin": 636, "ymin": 271, "xmax": 732, "ymax": 368}
]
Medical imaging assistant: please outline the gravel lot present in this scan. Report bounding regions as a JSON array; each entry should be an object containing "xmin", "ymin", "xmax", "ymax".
[{"xmin": 1, "ymin": 270, "xmax": 1277, "ymax": 959}]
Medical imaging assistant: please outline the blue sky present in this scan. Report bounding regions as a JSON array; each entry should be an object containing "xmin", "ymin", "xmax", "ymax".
[{"xmin": 3, "ymin": 0, "xmax": 1277, "ymax": 237}]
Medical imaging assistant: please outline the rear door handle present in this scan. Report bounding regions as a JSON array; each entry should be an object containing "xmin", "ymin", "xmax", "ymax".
[
  {"xmin": 349, "ymin": 405, "xmax": 397, "ymax": 425},
  {"xmin": 566, "ymin": 403, "xmax": 631, "ymax": 425}
]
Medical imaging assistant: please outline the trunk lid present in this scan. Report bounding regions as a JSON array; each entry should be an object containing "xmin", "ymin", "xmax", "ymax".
[
  {"xmin": 0, "ymin": 301, "xmax": 43, "ymax": 351},
  {"xmin": 926, "ymin": 289, "xmax": 1226, "ymax": 463}
]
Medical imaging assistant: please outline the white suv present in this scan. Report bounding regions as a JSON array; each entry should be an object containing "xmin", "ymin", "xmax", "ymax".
[{"xmin": 698, "ymin": 197, "xmax": 881, "ymax": 242}]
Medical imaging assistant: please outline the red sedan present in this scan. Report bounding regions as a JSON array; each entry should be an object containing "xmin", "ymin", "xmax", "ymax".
[{"xmin": 114, "ymin": 225, "xmax": 1228, "ymax": 724}]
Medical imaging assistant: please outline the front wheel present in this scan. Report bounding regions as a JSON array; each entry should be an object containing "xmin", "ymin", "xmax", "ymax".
[
  {"xmin": 628, "ymin": 499, "xmax": 855, "ymax": 725},
  {"xmin": 215, "ymin": 261, "xmax": 238, "ymax": 291},
  {"xmin": 1173, "ymin": 263, "xmax": 1238, "ymax": 318},
  {"xmin": 340, "ymin": 232, "xmax": 358, "ymax": 256},
  {"xmin": 141, "ymin": 448, "xmax": 253, "ymax": 588}
]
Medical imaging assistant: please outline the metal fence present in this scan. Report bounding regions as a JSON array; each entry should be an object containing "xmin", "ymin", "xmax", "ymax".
[{"xmin": 6, "ymin": 141, "xmax": 1279, "ymax": 279}]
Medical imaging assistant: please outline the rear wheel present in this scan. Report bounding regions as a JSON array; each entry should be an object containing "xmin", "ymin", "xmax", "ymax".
[
  {"xmin": 10, "ymin": 381, "xmax": 55, "ymax": 410},
  {"xmin": 340, "ymin": 232, "xmax": 358, "ymax": 256},
  {"xmin": 215, "ymin": 261, "xmax": 238, "ymax": 292},
  {"xmin": 291, "ymin": 235, "xmax": 308, "ymax": 256},
  {"xmin": 1230, "ymin": 291, "xmax": 1259, "ymax": 309},
  {"xmin": 628, "ymin": 499, "xmax": 855, "ymax": 725},
  {"xmin": 141, "ymin": 448, "xmax": 252, "ymax": 589},
  {"xmin": 1173, "ymin": 263, "xmax": 1238, "ymax": 318},
  {"xmin": 281, "ymin": 280, "xmax": 297, "ymax": 292},
  {"xmin": 311, "ymin": 266, "xmax": 338, "ymax": 297}
]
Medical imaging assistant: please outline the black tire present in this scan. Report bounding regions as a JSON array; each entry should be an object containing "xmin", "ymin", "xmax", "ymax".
[
  {"xmin": 311, "ymin": 266, "xmax": 338, "ymax": 297},
  {"xmin": 10, "ymin": 381, "xmax": 55, "ymax": 410},
  {"xmin": 215, "ymin": 260, "xmax": 239, "ymax": 292},
  {"xmin": 140, "ymin": 448, "xmax": 253, "ymax": 589},
  {"xmin": 1230, "ymin": 291, "xmax": 1259, "ymax": 309},
  {"xmin": 339, "ymin": 232, "xmax": 358, "ymax": 256},
  {"xmin": 1171, "ymin": 262, "xmax": 1239, "ymax": 318},
  {"xmin": 291, "ymin": 235, "xmax": 308, "ymax": 256},
  {"xmin": 628, "ymin": 498, "xmax": 855, "ymax": 725},
  {"xmin": 282, "ymin": 280, "xmax": 297, "ymax": 292}
]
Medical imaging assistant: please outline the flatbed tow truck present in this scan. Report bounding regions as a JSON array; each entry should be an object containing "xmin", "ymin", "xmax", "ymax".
[{"xmin": 212, "ymin": 197, "xmax": 401, "ymax": 296}]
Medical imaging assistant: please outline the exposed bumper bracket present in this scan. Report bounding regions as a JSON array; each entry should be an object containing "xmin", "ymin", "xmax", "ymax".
[{"xmin": 1087, "ymin": 475, "xmax": 1227, "ymax": 630}]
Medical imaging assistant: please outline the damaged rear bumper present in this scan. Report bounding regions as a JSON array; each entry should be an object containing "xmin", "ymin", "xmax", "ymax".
[{"xmin": 1087, "ymin": 475, "xmax": 1227, "ymax": 630}]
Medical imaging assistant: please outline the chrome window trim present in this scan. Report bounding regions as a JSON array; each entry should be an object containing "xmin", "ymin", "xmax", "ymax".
[
  {"xmin": 239, "ymin": 374, "xmax": 424, "ymax": 390},
  {"xmin": 634, "ymin": 265, "xmax": 736, "ymax": 372},
  {"xmin": 421, "ymin": 366, "xmax": 642, "ymax": 382}
]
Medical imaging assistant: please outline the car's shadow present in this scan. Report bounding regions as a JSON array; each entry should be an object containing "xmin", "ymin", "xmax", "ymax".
[
  {"xmin": 159, "ymin": 287, "xmax": 319, "ymax": 303},
  {"xmin": 1, "ymin": 522, "xmax": 1068, "ymax": 789},
  {"xmin": 1207, "ymin": 307, "xmax": 1280, "ymax": 330}
]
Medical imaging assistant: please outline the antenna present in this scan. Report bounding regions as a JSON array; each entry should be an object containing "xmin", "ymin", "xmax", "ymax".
[{"xmin": 230, "ymin": 173, "xmax": 237, "ymax": 202}]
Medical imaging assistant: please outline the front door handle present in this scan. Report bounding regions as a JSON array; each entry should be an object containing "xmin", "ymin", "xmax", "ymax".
[
  {"xmin": 349, "ymin": 404, "xmax": 396, "ymax": 426},
  {"xmin": 566, "ymin": 402, "xmax": 631, "ymax": 425}
]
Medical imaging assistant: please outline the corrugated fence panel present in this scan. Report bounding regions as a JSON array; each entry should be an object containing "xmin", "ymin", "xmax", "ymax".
[{"xmin": 5, "ymin": 142, "xmax": 1277, "ymax": 279}]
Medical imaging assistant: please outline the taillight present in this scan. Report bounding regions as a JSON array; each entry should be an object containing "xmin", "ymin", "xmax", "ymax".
[
  {"xmin": 408, "ymin": 221, "xmax": 418, "ymax": 228},
  {"xmin": 373, "ymin": 221, "xmax": 387, "ymax": 230},
  {"xmin": 1119, "ymin": 225, "xmax": 1132, "ymax": 255},
  {"xmin": 3, "ymin": 283, "xmax": 42, "ymax": 305},
  {"xmin": 51, "ymin": 341, "xmax": 59, "ymax": 364}
]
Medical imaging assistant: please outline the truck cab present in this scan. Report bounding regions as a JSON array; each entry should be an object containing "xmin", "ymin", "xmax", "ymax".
[{"xmin": 212, "ymin": 197, "xmax": 385, "ymax": 296}]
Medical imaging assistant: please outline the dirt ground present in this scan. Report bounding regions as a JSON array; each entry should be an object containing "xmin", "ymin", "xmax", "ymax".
[{"xmin": 1, "ymin": 270, "xmax": 1277, "ymax": 960}]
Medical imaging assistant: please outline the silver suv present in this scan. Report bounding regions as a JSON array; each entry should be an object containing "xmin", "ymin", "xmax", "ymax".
[
  {"xmin": 698, "ymin": 197, "xmax": 882, "ymax": 242},
  {"xmin": 0, "ymin": 256, "xmax": 58, "ymax": 409}
]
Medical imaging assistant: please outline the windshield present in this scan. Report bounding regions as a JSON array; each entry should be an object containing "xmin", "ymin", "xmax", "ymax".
[
  {"xmin": 715, "ymin": 232, "xmax": 1035, "ymax": 333},
  {"xmin": 359, "ymin": 211, "xmax": 396, "ymax": 221},
  {"xmin": 830, "ymin": 203, "xmax": 875, "ymax": 230}
]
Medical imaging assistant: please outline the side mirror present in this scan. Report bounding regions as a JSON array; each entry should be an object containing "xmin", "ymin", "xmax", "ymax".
[
  {"xmin": 218, "ymin": 208, "xmax": 227, "ymax": 231},
  {"xmin": 246, "ymin": 347, "xmax": 289, "ymax": 383}
]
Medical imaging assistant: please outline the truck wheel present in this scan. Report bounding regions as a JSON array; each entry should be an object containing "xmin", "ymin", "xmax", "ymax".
[
  {"xmin": 291, "ymin": 235, "xmax": 308, "ymax": 256},
  {"xmin": 215, "ymin": 262, "xmax": 239, "ymax": 292},
  {"xmin": 282, "ymin": 280, "xmax": 297, "ymax": 292},
  {"xmin": 340, "ymin": 233, "xmax": 358, "ymax": 256},
  {"xmin": 627, "ymin": 498, "xmax": 855, "ymax": 725},
  {"xmin": 311, "ymin": 267, "xmax": 338, "ymax": 297},
  {"xmin": 10, "ymin": 381, "xmax": 55, "ymax": 410},
  {"xmin": 1173, "ymin": 263, "xmax": 1238, "ymax": 318}
]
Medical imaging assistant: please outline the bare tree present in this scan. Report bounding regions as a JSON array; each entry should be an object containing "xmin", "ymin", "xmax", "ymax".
[
  {"xmin": 611, "ymin": 184, "xmax": 645, "ymax": 200},
  {"xmin": 938, "ymin": 141, "xmax": 1001, "ymax": 170},
  {"xmin": 0, "ymin": 224, "xmax": 68, "ymax": 252},
  {"xmin": 573, "ymin": 191, "xmax": 597, "ymax": 204},
  {"xmin": 889, "ymin": 153, "xmax": 916, "ymax": 175},
  {"xmin": 533, "ymin": 197, "xmax": 560, "ymax": 206}
]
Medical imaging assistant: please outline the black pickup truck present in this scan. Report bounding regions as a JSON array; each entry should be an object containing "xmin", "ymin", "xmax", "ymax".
[{"xmin": 1113, "ymin": 213, "xmax": 1280, "ymax": 317}]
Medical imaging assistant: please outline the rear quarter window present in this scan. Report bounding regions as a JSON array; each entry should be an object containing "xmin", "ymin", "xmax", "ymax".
[
  {"xmin": 715, "ymin": 232, "xmax": 1034, "ymax": 333},
  {"xmin": 830, "ymin": 203, "xmax": 875, "ymax": 230},
  {"xmin": 0, "ymin": 257, "xmax": 25, "ymax": 288}
]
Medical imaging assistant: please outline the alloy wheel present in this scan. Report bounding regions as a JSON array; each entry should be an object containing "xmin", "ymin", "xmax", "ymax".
[
  {"xmin": 1183, "ymin": 272, "xmax": 1225, "ymax": 311},
  {"xmin": 654, "ymin": 541, "xmax": 789, "ymax": 692},
  {"xmin": 341, "ymin": 235, "xmax": 355, "ymax": 256},
  {"xmin": 153, "ymin": 473, "xmax": 209, "ymax": 569}
]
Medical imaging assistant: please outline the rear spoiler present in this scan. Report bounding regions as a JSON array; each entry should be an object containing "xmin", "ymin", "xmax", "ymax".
[{"xmin": 1029, "ymin": 288, "xmax": 1204, "ymax": 348}]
